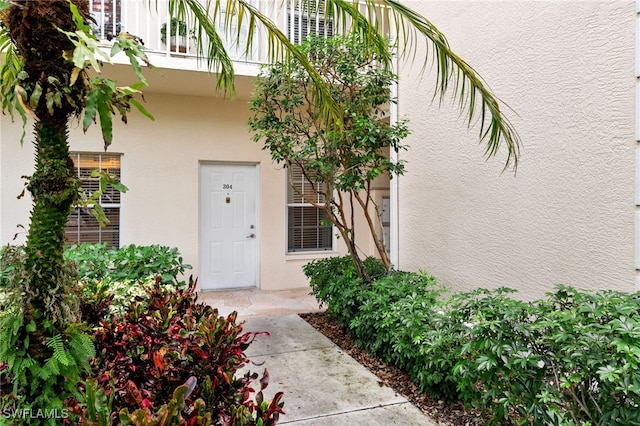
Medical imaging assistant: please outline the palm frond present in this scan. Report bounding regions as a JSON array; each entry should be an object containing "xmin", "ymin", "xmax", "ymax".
[
  {"xmin": 160, "ymin": 0, "xmax": 519, "ymax": 169},
  {"xmin": 381, "ymin": 0, "xmax": 520, "ymax": 171},
  {"xmin": 165, "ymin": 0, "xmax": 236, "ymax": 95},
  {"xmin": 324, "ymin": 0, "xmax": 394, "ymax": 67},
  {"xmin": 168, "ymin": 0, "xmax": 343, "ymax": 126},
  {"xmin": 301, "ymin": 0, "xmax": 520, "ymax": 170}
]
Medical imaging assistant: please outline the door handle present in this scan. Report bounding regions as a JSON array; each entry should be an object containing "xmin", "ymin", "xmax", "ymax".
[{"xmin": 246, "ymin": 233, "xmax": 255, "ymax": 239}]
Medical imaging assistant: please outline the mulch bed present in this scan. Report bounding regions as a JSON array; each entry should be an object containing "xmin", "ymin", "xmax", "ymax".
[{"xmin": 299, "ymin": 312, "xmax": 488, "ymax": 426}]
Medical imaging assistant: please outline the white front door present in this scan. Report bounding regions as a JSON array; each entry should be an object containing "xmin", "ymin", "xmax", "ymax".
[{"xmin": 199, "ymin": 164, "xmax": 258, "ymax": 290}]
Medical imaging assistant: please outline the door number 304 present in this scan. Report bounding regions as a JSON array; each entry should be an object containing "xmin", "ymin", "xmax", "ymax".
[{"xmin": 222, "ymin": 184, "xmax": 233, "ymax": 189}]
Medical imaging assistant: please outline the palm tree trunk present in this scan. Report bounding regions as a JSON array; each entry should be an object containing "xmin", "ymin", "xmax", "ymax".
[
  {"xmin": 23, "ymin": 116, "xmax": 79, "ymax": 359},
  {"xmin": 4, "ymin": 0, "xmax": 90, "ymax": 359}
]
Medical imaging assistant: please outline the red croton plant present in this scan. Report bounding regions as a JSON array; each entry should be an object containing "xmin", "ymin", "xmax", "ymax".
[{"xmin": 68, "ymin": 278, "xmax": 284, "ymax": 425}]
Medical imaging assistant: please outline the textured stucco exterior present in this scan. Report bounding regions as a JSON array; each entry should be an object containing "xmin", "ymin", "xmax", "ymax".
[
  {"xmin": 1, "ymin": 1, "xmax": 636, "ymax": 295},
  {"xmin": 397, "ymin": 1, "xmax": 636, "ymax": 299},
  {"xmin": 0, "ymin": 66, "xmax": 357, "ymax": 290}
]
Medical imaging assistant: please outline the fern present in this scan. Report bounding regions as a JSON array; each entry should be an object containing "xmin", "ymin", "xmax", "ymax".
[
  {"xmin": 46, "ymin": 334, "xmax": 73, "ymax": 367},
  {"xmin": 0, "ymin": 249, "xmax": 94, "ymax": 425},
  {"xmin": 13, "ymin": 356, "xmax": 36, "ymax": 378},
  {"xmin": 69, "ymin": 329, "xmax": 96, "ymax": 360},
  {"xmin": 39, "ymin": 356, "xmax": 61, "ymax": 380},
  {"xmin": 0, "ymin": 305, "xmax": 24, "ymax": 360}
]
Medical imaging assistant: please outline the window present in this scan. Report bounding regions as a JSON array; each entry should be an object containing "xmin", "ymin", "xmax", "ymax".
[
  {"xmin": 287, "ymin": 164, "xmax": 333, "ymax": 252},
  {"xmin": 65, "ymin": 153, "xmax": 122, "ymax": 247},
  {"xmin": 287, "ymin": 0, "xmax": 334, "ymax": 44}
]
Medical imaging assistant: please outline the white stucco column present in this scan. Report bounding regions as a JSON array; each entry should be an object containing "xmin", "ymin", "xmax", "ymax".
[
  {"xmin": 390, "ymin": 15, "xmax": 400, "ymax": 269},
  {"xmin": 634, "ymin": 0, "xmax": 640, "ymax": 291},
  {"xmin": 390, "ymin": 78, "xmax": 399, "ymax": 268}
]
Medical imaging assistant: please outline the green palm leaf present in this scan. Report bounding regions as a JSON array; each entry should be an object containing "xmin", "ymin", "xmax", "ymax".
[
  {"xmin": 1, "ymin": 0, "xmax": 520, "ymax": 168},
  {"xmin": 381, "ymin": 0, "xmax": 520, "ymax": 171},
  {"xmin": 170, "ymin": 0, "xmax": 519, "ymax": 169}
]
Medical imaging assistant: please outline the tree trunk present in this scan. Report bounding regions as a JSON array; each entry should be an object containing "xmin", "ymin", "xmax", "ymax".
[
  {"xmin": 347, "ymin": 239, "xmax": 370, "ymax": 283},
  {"xmin": 354, "ymin": 191, "xmax": 392, "ymax": 271},
  {"xmin": 4, "ymin": 0, "xmax": 90, "ymax": 359},
  {"xmin": 23, "ymin": 117, "xmax": 80, "ymax": 360},
  {"xmin": 330, "ymin": 214, "xmax": 371, "ymax": 282}
]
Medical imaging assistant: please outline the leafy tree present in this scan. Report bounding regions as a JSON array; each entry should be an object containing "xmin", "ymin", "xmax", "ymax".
[
  {"xmin": 250, "ymin": 33, "xmax": 409, "ymax": 279},
  {"xmin": 0, "ymin": 0, "xmax": 520, "ymax": 418},
  {"xmin": 0, "ymin": 0, "xmax": 150, "ymax": 349},
  {"xmin": 0, "ymin": 1, "xmax": 151, "ymax": 421}
]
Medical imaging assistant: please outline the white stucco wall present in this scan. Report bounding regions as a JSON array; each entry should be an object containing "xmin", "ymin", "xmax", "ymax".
[
  {"xmin": 0, "ymin": 66, "xmax": 352, "ymax": 290},
  {"xmin": 397, "ymin": 1, "xmax": 635, "ymax": 299},
  {"xmin": 1, "ymin": 115, "xmax": 33, "ymax": 244}
]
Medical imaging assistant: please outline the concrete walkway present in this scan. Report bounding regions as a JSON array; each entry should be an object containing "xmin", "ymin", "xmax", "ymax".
[
  {"xmin": 198, "ymin": 287, "xmax": 324, "ymax": 318},
  {"xmin": 200, "ymin": 288, "xmax": 438, "ymax": 424}
]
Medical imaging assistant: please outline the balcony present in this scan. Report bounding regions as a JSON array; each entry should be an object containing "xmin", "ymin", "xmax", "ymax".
[{"xmin": 89, "ymin": 0, "xmax": 391, "ymax": 76}]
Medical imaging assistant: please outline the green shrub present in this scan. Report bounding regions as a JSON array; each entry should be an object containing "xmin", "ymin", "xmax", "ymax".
[
  {"xmin": 64, "ymin": 243, "xmax": 192, "ymax": 284},
  {"xmin": 454, "ymin": 286, "xmax": 640, "ymax": 425},
  {"xmin": 65, "ymin": 244, "xmax": 192, "ymax": 321},
  {"xmin": 0, "ymin": 246, "xmax": 94, "ymax": 426},
  {"xmin": 305, "ymin": 256, "xmax": 364, "ymax": 327},
  {"xmin": 304, "ymin": 255, "xmax": 389, "ymax": 327},
  {"xmin": 0, "ymin": 245, "xmax": 24, "ymax": 289},
  {"xmin": 350, "ymin": 271, "xmax": 440, "ymax": 358},
  {"xmin": 80, "ymin": 276, "xmax": 170, "ymax": 322},
  {"xmin": 536, "ymin": 287, "xmax": 640, "ymax": 426},
  {"xmin": 305, "ymin": 256, "xmax": 640, "ymax": 425},
  {"xmin": 448, "ymin": 288, "xmax": 543, "ymax": 423},
  {"xmin": 403, "ymin": 297, "xmax": 469, "ymax": 401},
  {"xmin": 305, "ymin": 257, "xmax": 457, "ymax": 399},
  {"xmin": 349, "ymin": 272, "xmax": 462, "ymax": 399}
]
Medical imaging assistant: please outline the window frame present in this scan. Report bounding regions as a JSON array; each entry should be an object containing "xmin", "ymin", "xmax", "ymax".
[
  {"xmin": 65, "ymin": 152, "xmax": 123, "ymax": 248},
  {"xmin": 286, "ymin": 164, "xmax": 334, "ymax": 253}
]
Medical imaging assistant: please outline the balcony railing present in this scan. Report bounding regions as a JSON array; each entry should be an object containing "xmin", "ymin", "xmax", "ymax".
[{"xmin": 89, "ymin": 0, "xmax": 390, "ymax": 70}]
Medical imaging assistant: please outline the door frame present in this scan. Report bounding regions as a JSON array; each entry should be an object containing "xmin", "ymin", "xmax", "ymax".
[{"xmin": 198, "ymin": 161, "xmax": 260, "ymax": 290}]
